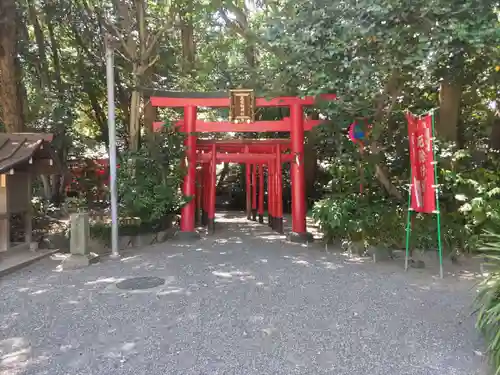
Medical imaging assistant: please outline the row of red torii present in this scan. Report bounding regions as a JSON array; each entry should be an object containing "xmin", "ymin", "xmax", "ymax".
[{"xmin": 150, "ymin": 92, "xmax": 336, "ymax": 243}]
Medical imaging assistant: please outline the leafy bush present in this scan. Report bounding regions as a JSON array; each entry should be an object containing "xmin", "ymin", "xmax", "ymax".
[
  {"xmin": 117, "ymin": 132, "xmax": 186, "ymax": 225},
  {"xmin": 90, "ymin": 218, "xmax": 174, "ymax": 246},
  {"xmin": 475, "ymin": 231, "xmax": 500, "ymax": 374},
  {"xmin": 312, "ymin": 193, "xmax": 404, "ymax": 247},
  {"xmin": 442, "ymin": 150, "xmax": 500, "ymax": 249},
  {"xmin": 314, "ymin": 147, "xmax": 500, "ymax": 254}
]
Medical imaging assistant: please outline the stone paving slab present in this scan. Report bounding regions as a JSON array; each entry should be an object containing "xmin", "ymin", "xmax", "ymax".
[
  {"xmin": 0, "ymin": 248, "xmax": 59, "ymax": 278},
  {"xmin": 0, "ymin": 213, "xmax": 487, "ymax": 375}
]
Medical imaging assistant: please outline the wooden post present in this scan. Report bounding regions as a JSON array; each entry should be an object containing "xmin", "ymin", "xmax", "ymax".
[
  {"xmin": 24, "ymin": 173, "xmax": 33, "ymax": 245},
  {"xmin": 0, "ymin": 174, "xmax": 9, "ymax": 252},
  {"xmin": 245, "ymin": 146, "xmax": 251, "ymax": 220},
  {"xmin": 203, "ymin": 163, "xmax": 209, "ymax": 226},
  {"xmin": 269, "ymin": 161, "xmax": 274, "ymax": 228},
  {"xmin": 196, "ymin": 167, "xmax": 202, "ymax": 226},
  {"xmin": 276, "ymin": 146, "xmax": 284, "ymax": 234},
  {"xmin": 208, "ymin": 144, "xmax": 217, "ymax": 234},
  {"xmin": 258, "ymin": 163, "xmax": 264, "ymax": 223},
  {"xmin": 251, "ymin": 163, "xmax": 257, "ymax": 221}
]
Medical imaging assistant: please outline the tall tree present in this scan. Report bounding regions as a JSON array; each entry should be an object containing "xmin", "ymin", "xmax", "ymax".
[
  {"xmin": 100, "ymin": 0, "xmax": 175, "ymax": 151},
  {"xmin": 0, "ymin": 0, "xmax": 24, "ymax": 132}
]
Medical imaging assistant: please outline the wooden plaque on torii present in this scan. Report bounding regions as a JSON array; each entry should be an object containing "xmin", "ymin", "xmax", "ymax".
[{"xmin": 229, "ymin": 89, "xmax": 255, "ymax": 123}]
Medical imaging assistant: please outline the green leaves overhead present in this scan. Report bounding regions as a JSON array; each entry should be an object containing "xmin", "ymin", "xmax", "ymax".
[{"xmin": 260, "ymin": 0, "xmax": 498, "ymax": 123}]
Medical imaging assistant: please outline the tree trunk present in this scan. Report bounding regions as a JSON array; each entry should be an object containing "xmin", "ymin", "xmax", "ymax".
[
  {"xmin": 47, "ymin": 12, "xmax": 70, "ymax": 204},
  {"xmin": 14, "ymin": 55, "xmax": 25, "ymax": 128},
  {"xmin": 490, "ymin": 115, "xmax": 500, "ymax": 151},
  {"xmin": 367, "ymin": 139, "xmax": 403, "ymax": 200},
  {"xmin": 366, "ymin": 72, "xmax": 403, "ymax": 200},
  {"xmin": 129, "ymin": 88, "xmax": 141, "ymax": 151},
  {"xmin": 115, "ymin": 73, "xmax": 131, "ymax": 133},
  {"xmin": 244, "ymin": 45, "xmax": 256, "ymax": 68},
  {"xmin": 180, "ymin": 2, "xmax": 196, "ymax": 75},
  {"xmin": 143, "ymin": 67, "xmax": 157, "ymax": 135},
  {"xmin": 0, "ymin": 0, "xmax": 24, "ymax": 132},
  {"xmin": 375, "ymin": 164, "xmax": 402, "ymax": 199},
  {"xmin": 438, "ymin": 78, "xmax": 463, "ymax": 143},
  {"xmin": 143, "ymin": 99, "xmax": 157, "ymax": 134},
  {"xmin": 50, "ymin": 174, "xmax": 63, "ymax": 205},
  {"xmin": 27, "ymin": 0, "xmax": 49, "ymax": 89},
  {"xmin": 40, "ymin": 175, "xmax": 52, "ymax": 200}
]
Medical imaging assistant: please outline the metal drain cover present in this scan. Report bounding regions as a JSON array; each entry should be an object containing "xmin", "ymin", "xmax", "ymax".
[{"xmin": 116, "ymin": 277, "xmax": 165, "ymax": 290}]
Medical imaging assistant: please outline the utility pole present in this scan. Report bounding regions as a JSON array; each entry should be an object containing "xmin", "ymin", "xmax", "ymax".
[{"xmin": 105, "ymin": 33, "xmax": 119, "ymax": 259}]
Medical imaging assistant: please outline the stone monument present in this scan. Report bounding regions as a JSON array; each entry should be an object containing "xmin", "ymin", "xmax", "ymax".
[{"xmin": 61, "ymin": 212, "xmax": 99, "ymax": 269}]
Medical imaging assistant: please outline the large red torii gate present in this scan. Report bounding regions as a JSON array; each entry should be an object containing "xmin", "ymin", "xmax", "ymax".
[{"xmin": 151, "ymin": 91, "xmax": 335, "ymax": 243}]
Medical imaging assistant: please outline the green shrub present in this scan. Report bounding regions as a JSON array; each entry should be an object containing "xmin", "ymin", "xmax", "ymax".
[
  {"xmin": 90, "ymin": 218, "xmax": 174, "ymax": 246},
  {"xmin": 442, "ymin": 151, "xmax": 500, "ymax": 248},
  {"xmin": 475, "ymin": 231, "xmax": 500, "ymax": 374},
  {"xmin": 314, "ymin": 148, "xmax": 500, "ymax": 253},
  {"xmin": 312, "ymin": 193, "xmax": 404, "ymax": 247},
  {"xmin": 117, "ymin": 132, "xmax": 186, "ymax": 225},
  {"xmin": 313, "ymin": 191, "xmax": 477, "ymax": 253}
]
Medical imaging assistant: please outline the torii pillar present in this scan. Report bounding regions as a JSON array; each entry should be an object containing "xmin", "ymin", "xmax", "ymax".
[
  {"xmin": 289, "ymin": 103, "xmax": 313, "ymax": 243},
  {"xmin": 178, "ymin": 105, "xmax": 200, "ymax": 240},
  {"xmin": 207, "ymin": 144, "xmax": 216, "ymax": 234},
  {"xmin": 258, "ymin": 164, "xmax": 265, "ymax": 224},
  {"xmin": 251, "ymin": 163, "xmax": 257, "ymax": 221}
]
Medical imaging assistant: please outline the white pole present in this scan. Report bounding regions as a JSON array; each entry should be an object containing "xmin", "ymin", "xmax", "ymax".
[{"xmin": 106, "ymin": 34, "xmax": 119, "ymax": 258}]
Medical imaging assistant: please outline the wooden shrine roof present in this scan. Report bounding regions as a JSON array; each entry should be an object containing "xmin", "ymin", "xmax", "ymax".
[{"xmin": 0, "ymin": 133, "xmax": 56, "ymax": 174}]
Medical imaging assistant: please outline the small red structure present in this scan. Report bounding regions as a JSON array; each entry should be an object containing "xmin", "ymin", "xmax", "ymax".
[
  {"xmin": 66, "ymin": 158, "xmax": 117, "ymax": 201},
  {"xmin": 151, "ymin": 91, "xmax": 335, "ymax": 242}
]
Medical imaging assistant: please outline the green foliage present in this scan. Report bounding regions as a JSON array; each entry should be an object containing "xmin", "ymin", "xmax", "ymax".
[
  {"xmin": 313, "ymin": 192, "xmax": 474, "ymax": 252},
  {"xmin": 475, "ymin": 231, "xmax": 500, "ymax": 375},
  {"xmin": 442, "ymin": 150, "xmax": 500, "ymax": 250},
  {"xmin": 312, "ymin": 193, "xmax": 404, "ymax": 246},
  {"xmin": 263, "ymin": 0, "xmax": 498, "ymax": 107},
  {"xmin": 117, "ymin": 131, "xmax": 186, "ymax": 224},
  {"xmin": 313, "ymin": 147, "xmax": 500, "ymax": 253},
  {"xmin": 90, "ymin": 219, "xmax": 173, "ymax": 247}
]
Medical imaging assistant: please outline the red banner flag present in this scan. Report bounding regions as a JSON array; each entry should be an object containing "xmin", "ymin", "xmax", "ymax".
[{"xmin": 406, "ymin": 112, "xmax": 436, "ymax": 213}]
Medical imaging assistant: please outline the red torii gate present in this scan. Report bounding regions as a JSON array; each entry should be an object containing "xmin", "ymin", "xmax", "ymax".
[{"xmin": 151, "ymin": 92, "xmax": 335, "ymax": 243}]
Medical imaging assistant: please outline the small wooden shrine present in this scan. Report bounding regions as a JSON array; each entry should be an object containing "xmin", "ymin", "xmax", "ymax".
[{"xmin": 0, "ymin": 133, "xmax": 59, "ymax": 252}]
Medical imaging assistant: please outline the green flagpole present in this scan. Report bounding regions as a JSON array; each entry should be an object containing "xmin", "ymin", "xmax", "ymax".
[
  {"xmin": 405, "ymin": 110, "xmax": 413, "ymax": 272},
  {"xmin": 404, "ymin": 186, "xmax": 412, "ymax": 271},
  {"xmin": 430, "ymin": 110, "xmax": 444, "ymax": 278}
]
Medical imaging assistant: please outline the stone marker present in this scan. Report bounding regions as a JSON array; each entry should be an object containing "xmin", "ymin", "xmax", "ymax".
[
  {"xmin": 61, "ymin": 212, "xmax": 99, "ymax": 270},
  {"xmin": 410, "ymin": 259, "xmax": 426, "ymax": 269},
  {"xmin": 368, "ymin": 246, "xmax": 393, "ymax": 262},
  {"xmin": 349, "ymin": 241, "xmax": 365, "ymax": 256},
  {"xmin": 480, "ymin": 259, "xmax": 494, "ymax": 274}
]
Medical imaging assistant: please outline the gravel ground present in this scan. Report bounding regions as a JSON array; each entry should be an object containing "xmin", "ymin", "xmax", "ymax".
[{"xmin": 0, "ymin": 213, "xmax": 487, "ymax": 375}]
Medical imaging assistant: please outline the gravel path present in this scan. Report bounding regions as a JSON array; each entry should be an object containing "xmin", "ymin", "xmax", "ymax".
[{"xmin": 1, "ymin": 213, "xmax": 486, "ymax": 375}]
